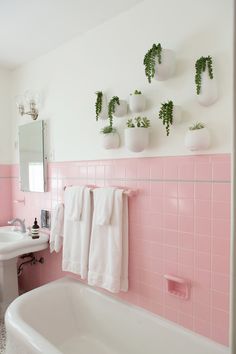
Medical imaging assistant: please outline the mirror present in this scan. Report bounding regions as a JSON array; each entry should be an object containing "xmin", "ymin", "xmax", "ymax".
[{"xmin": 19, "ymin": 120, "xmax": 47, "ymax": 192}]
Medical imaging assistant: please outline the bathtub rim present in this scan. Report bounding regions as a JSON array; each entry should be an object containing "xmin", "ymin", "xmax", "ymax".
[{"xmin": 5, "ymin": 276, "xmax": 229, "ymax": 354}]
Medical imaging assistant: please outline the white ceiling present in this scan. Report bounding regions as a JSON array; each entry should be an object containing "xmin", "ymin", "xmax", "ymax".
[{"xmin": 0, "ymin": 0, "xmax": 142, "ymax": 69}]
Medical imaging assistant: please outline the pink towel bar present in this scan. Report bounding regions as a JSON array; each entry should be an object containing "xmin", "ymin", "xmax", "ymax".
[{"xmin": 63, "ymin": 185, "xmax": 138, "ymax": 197}]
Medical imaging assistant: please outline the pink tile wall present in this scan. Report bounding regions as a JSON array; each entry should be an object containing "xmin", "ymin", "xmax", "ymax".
[
  {"xmin": 0, "ymin": 165, "xmax": 12, "ymax": 225},
  {"xmin": 9, "ymin": 154, "xmax": 231, "ymax": 346}
]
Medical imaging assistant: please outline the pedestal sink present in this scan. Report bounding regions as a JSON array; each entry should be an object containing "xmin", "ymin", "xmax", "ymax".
[{"xmin": 0, "ymin": 226, "xmax": 49, "ymax": 318}]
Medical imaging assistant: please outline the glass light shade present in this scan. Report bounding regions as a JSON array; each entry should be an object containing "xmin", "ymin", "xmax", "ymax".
[{"xmin": 24, "ymin": 90, "xmax": 41, "ymax": 107}]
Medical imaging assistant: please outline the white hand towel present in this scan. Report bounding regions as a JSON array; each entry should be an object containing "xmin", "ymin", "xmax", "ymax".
[
  {"xmin": 67, "ymin": 186, "xmax": 85, "ymax": 221},
  {"xmin": 94, "ymin": 187, "xmax": 115, "ymax": 225},
  {"xmin": 62, "ymin": 187, "xmax": 92, "ymax": 279},
  {"xmin": 88, "ymin": 189, "xmax": 129, "ymax": 293},
  {"xmin": 50, "ymin": 203, "xmax": 64, "ymax": 253}
]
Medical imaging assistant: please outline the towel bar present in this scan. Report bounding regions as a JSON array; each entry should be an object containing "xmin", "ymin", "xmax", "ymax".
[{"xmin": 63, "ymin": 185, "xmax": 138, "ymax": 197}]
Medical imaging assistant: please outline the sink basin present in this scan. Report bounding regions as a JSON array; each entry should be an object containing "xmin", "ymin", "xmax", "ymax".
[
  {"xmin": 0, "ymin": 226, "xmax": 49, "ymax": 260},
  {"xmin": 0, "ymin": 226, "xmax": 49, "ymax": 318},
  {"xmin": 0, "ymin": 230, "xmax": 24, "ymax": 243}
]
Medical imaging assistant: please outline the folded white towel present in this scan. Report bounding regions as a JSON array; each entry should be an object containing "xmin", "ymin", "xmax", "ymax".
[
  {"xmin": 50, "ymin": 203, "xmax": 64, "ymax": 253},
  {"xmin": 67, "ymin": 186, "xmax": 85, "ymax": 221},
  {"xmin": 88, "ymin": 189, "xmax": 129, "ymax": 293},
  {"xmin": 62, "ymin": 187, "xmax": 92, "ymax": 279},
  {"xmin": 94, "ymin": 187, "xmax": 115, "ymax": 225}
]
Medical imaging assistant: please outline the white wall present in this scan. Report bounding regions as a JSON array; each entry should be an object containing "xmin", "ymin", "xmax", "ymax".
[
  {"xmin": 10, "ymin": 0, "xmax": 234, "ymax": 163},
  {"xmin": 0, "ymin": 68, "xmax": 12, "ymax": 163}
]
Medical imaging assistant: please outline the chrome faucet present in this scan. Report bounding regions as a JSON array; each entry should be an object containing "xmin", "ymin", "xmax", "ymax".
[{"xmin": 8, "ymin": 218, "xmax": 26, "ymax": 233}]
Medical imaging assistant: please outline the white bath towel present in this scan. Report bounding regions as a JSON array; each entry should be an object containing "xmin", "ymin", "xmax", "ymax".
[
  {"xmin": 67, "ymin": 186, "xmax": 85, "ymax": 221},
  {"xmin": 94, "ymin": 187, "xmax": 115, "ymax": 225},
  {"xmin": 50, "ymin": 203, "xmax": 64, "ymax": 253},
  {"xmin": 88, "ymin": 189, "xmax": 129, "ymax": 293},
  {"xmin": 62, "ymin": 186, "xmax": 92, "ymax": 279}
]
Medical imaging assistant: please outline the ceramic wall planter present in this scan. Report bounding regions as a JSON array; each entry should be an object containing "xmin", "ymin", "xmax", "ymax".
[
  {"xmin": 101, "ymin": 132, "xmax": 120, "ymax": 149},
  {"xmin": 125, "ymin": 128, "xmax": 150, "ymax": 152},
  {"xmin": 114, "ymin": 100, "xmax": 128, "ymax": 117},
  {"xmin": 196, "ymin": 71, "xmax": 218, "ymax": 106},
  {"xmin": 154, "ymin": 49, "xmax": 176, "ymax": 81},
  {"xmin": 129, "ymin": 94, "xmax": 146, "ymax": 113},
  {"xmin": 184, "ymin": 128, "xmax": 210, "ymax": 151}
]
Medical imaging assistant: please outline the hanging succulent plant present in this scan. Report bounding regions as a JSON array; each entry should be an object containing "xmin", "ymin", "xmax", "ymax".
[
  {"xmin": 108, "ymin": 96, "xmax": 120, "ymax": 128},
  {"xmin": 195, "ymin": 56, "xmax": 213, "ymax": 95},
  {"xmin": 95, "ymin": 91, "xmax": 103, "ymax": 121},
  {"xmin": 143, "ymin": 43, "xmax": 162, "ymax": 83},
  {"xmin": 159, "ymin": 100, "xmax": 173, "ymax": 136}
]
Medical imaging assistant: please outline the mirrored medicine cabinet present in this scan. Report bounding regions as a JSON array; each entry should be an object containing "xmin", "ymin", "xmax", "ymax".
[{"xmin": 19, "ymin": 120, "xmax": 47, "ymax": 192}]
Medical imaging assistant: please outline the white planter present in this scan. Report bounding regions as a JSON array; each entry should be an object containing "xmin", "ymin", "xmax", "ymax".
[
  {"xmin": 125, "ymin": 128, "xmax": 150, "ymax": 152},
  {"xmin": 129, "ymin": 94, "xmax": 146, "ymax": 113},
  {"xmin": 154, "ymin": 49, "xmax": 176, "ymax": 81},
  {"xmin": 172, "ymin": 105, "xmax": 182, "ymax": 126},
  {"xmin": 101, "ymin": 132, "xmax": 120, "ymax": 149},
  {"xmin": 184, "ymin": 128, "xmax": 210, "ymax": 151},
  {"xmin": 98, "ymin": 95, "xmax": 108, "ymax": 120},
  {"xmin": 114, "ymin": 100, "xmax": 128, "ymax": 117},
  {"xmin": 197, "ymin": 71, "xmax": 218, "ymax": 106}
]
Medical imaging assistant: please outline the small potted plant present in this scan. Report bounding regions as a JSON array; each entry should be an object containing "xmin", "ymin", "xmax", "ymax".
[
  {"xmin": 129, "ymin": 90, "xmax": 146, "ymax": 113},
  {"xmin": 125, "ymin": 117, "xmax": 150, "ymax": 152},
  {"xmin": 195, "ymin": 56, "xmax": 218, "ymax": 106},
  {"xmin": 143, "ymin": 43, "xmax": 175, "ymax": 82},
  {"xmin": 95, "ymin": 91, "xmax": 108, "ymax": 120},
  {"xmin": 184, "ymin": 122, "xmax": 210, "ymax": 151},
  {"xmin": 159, "ymin": 100, "xmax": 182, "ymax": 136},
  {"xmin": 108, "ymin": 95, "xmax": 127, "ymax": 118},
  {"xmin": 101, "ymin": 103, "xmax": 119, "ymax": 149}
]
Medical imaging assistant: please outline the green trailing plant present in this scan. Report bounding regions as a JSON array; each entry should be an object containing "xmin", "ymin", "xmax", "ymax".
[
  {"xmin": 195, "ymin": 56, "xmax": 213, "ymax": 95},
  {"xmin": 95, "ymin": 91, "xmax": 103, "ymax": 121},
  {"xmin": 143, "ymin": 43, "xmax": 162, "ymax": 83},
  {"xmin": 159, "ymin": 100, "xmax": 174, "ymax": 136},
  {"xmin": 126, "ymin": 117, "xmax": 150, "ymax": 128},
  {"xmin": 108, "ymin": 96, "xmax": 120, "ymax": 128},
  {"xmin": 100, "ymin": 126, "xmax": 117, "ymax": 134},
  {"xmin": 189, "ymin": 122, "xmax": 205, "ymax": 131},
  {"xmin": 130, "ymin": 90, "xmax": 142, "ymax": 95}
]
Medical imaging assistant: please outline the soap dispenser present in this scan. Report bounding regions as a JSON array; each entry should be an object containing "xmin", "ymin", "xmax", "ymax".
[{"xmin": 31, "ymin": 218, "xmax": 40, "ymax": 239}]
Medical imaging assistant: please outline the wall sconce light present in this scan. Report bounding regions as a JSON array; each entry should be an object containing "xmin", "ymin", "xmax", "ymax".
[{"xmin": 15, "ymin": 90, "xmax": 40, "ymax": 120}]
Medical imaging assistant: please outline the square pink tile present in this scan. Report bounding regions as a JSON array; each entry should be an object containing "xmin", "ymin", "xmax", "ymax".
[
  {"xmin": 179, "ymin": 216, "xmax": 194, "ymax": 233},
  {"xmin": 196, "ymin": 252, "xmax": 211, "ymax": 271},
  {"xmin": 212, "ymin": 202, "xmax": 230, "ymax": 220},
  {"xmin": 212, "ymin": 183, "xmax": 231, "ymax": 202},
  {"xmin": 212, "ymin": 163, "xmax": 231, "ymax": 181},
  {"xmin": 178, "ymin": 198, "xmax": 194, "ymax": 216},
  {"xmin": 195, "ymin": 200, "xmax": 211, "ymax": 218},
  {"xmin": 178, "ymin": 163, "xmax": 194, "ymax": 180},
  {"xmin": 179, "ymin": 249, "xmax": 194, "ymax": 267},
  {"xmin": 164, "ymin": 246, "xmax": 178, "ymax": 263},
  {"xmin": 179, "ymin": 233, "xmax": 194, "ymax": 250},
  {"xmin": 195, "ymin": 162, "xmax": 212, "ymax": 181},
  {"xmin": 164, "ymin": 182, "xmax": 178, "ymax": 197},
  {"xmin": 195, "ymin": 217, "xmax": 211, "ymax": 236},
  {"xmin": 164, "ymin": 230, "xmax": 179, "ymax": 247},
  {"xmin": 195, "ymin": 182, "xmax": 212, "ymax": 200},
  {"xmin": 178, "ymin": 182, "xmax": 194, "ymax": 198},
  {"xmin": 164, "ymin": 197, "xmax": 178, "ymax": 214},
  {"xmin": 212, "ymin": 290, "xmax": 229, "ymax": 312}
]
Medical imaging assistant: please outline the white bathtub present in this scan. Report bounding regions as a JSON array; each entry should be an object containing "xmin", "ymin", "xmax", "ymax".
[{"xmin": 5, "ymin": 277, "xmax": 229, "ymax": 354}]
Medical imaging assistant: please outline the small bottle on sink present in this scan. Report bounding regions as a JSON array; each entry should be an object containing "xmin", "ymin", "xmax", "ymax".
[{"xmin": 31, "ymin": 218, "xmax": 40, "ymax": 239}]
